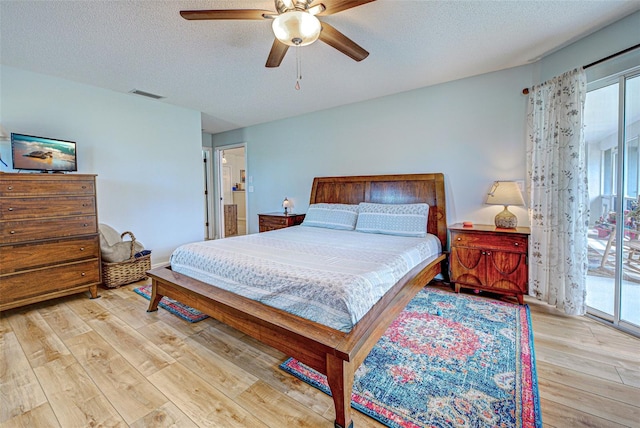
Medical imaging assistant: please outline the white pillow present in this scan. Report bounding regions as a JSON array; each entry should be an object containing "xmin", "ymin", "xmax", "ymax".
[
  {"xmin": 301, "ymin": 203, "xmax": 359, "ymax": 230},
  {"xmin": 355, "ymin": 202, "xmax": 429, "ymax": 237}
]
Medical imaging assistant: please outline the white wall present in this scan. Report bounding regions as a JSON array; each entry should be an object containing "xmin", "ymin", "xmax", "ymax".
[
  {"xmin": 538, "ymin": 11, "xmax": 640, "ymax": 83},
  {"xmin": 0, "ymin": 66, "xmax": 203, "ymax": 264},
  {"xmin": 211, "ymin": 11, "xmax": 640, "ymax": 236},
  {"xmin": 2, "ymin": 10, "xmax": 637, "ymax": 255},
  {"xmin": 212, "ymin": 64, "xmax": 533, "ymax": 232}
]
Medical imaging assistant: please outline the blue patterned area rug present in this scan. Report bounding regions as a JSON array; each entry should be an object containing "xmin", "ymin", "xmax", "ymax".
[
  {"xmin": 280, "ymin": 287, "xmax": 541, "ymax": 428},
  {"xmin": 134, "ymin": 285, "xmax": 209, "ymax": 323}
]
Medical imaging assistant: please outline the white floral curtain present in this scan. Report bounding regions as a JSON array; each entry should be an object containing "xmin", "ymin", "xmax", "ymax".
[{"xmin": 526, "ymin": 68, "xmax": 588, "ymax": 315}]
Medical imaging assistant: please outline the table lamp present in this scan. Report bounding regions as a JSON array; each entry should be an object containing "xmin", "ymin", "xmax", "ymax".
[
  {"xmin": 486, "ymin": 181, "xmax": 525, "ymax": 228},
  {"xmin": 283, "ymin": 197, "xmax": 291, "ymax": 215}
]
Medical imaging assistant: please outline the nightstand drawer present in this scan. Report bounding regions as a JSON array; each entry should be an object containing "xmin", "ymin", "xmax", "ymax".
[
  {"xmin": 258, "ymin": 213, "xmax": 306, "ymax": 232},
  {"xmin": 451, "ymin": 230, "xmax": 527, "ymax": 253},
  {"xmin": 260, "ymin": 217, "xmax": 288, "ymax": 227}
]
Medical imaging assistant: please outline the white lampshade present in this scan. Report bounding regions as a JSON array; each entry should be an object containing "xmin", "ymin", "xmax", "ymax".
[
  {"xmin": 272, "ymin": 11, "xmax": 321, "ymax": 46},
  {"xmin": 486, "ymin": 181, "xmax": 525, "ymax": 206},
  {"xmin": 283, "ymin": 197, "xmax": 292, "ymax": 215}
]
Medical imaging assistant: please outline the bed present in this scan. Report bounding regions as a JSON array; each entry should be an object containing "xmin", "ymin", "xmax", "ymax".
[{"xmin": 145, "ymin": 173, "xmax": 447, "ymax": 428}]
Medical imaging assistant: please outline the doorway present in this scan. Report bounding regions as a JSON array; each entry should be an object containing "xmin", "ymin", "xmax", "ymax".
[
  {"xmin": 215, "ymin": 144, "xmax": 247, "ymax": 238},
  {"xmin": 585, "ymin": 69, "xmax": 640, "ymax": 336}
]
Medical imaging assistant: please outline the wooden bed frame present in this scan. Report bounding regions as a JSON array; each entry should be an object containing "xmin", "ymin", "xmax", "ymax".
[{"xmin": 146, "ymin": 173, "xmax": 447, "ymax": 428}]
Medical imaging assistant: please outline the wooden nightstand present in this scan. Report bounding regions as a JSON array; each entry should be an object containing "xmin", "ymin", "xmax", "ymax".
[
  {"xmin": 448, "ymin": 223, "xmax": 530, "ymax": 304},
  {"xmin": 258, "ymin": 212, "xmax": 306, "ymax": 232}
]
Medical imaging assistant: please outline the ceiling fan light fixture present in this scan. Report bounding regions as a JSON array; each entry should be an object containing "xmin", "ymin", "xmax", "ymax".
[{"xmin": 272, "ymin": 11, "xmax": 321, "ymax": 46}]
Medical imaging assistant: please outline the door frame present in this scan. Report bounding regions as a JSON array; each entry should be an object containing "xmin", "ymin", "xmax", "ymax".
[
  {"xmin": 214, "ymin": 143, "xmax": 247, "ymax": 239},
  {"xmin": 202, "ymin": 147, "xmax": 215, "ymax": 240}
]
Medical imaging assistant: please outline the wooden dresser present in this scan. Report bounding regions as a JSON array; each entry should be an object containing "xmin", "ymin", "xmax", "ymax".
[
  {"xmin": 258, "ymin": 212, "xmax": 305, "ymax": 232},
  {"xmin": 449, "ymin": 223, "xmax": 530, "ymax": 304},
  {"xmin": 0, "ymin": 173, "xmax": 101, "ymax": 311}
]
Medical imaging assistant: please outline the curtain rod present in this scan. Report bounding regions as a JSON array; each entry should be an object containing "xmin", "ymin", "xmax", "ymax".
[{"xmin": 521, "ymin": 43, "xmax": 640, "ymax": 95}]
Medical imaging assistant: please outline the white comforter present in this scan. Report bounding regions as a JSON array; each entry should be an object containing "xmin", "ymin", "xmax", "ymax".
[{"xmin": 170, "ymin": 226, "xmax": 441, "ymax": 332}]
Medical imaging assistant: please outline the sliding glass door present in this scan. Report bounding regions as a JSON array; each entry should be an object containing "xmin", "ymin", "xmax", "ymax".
[
  {"xmin": 620, "ymin": 74, "xmax": 640, "ymax": 328},
  {"xmin": 586, "ymin": 70, "xmax": 640, "ymax": 335}
]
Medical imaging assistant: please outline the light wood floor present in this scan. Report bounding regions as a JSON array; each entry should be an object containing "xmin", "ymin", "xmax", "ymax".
[{"xmin": 1, "ymin": 280, "xmax": 639, "ymax": 428}]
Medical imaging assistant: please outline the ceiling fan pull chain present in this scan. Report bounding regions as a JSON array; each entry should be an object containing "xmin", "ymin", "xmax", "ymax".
[{"xmin": 295, "ymin": 45, "xmax": 302, "ymax": 90}]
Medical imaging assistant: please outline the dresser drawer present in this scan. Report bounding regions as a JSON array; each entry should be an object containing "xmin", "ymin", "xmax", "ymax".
[
  {"xmin": 0, "ymin": 215, "xmax": 97, "ymax": 244},
  {"xmin": 0, "ymin": 236, "xmax": 99, "ymax": 274},
  {"xmin": 0, "ymin": 179, "xmax": 95, "ymax": 197},
  {"xmin": 450, "ymin": 230, "xmax": 527, "ymax": 253},
  {"xmin": 0, "ymin": 196, "xmax": 96, "ymax": 220},
  {"xmin": 0, "ymin": 260, "xmax": 100, "ymax": 304}
]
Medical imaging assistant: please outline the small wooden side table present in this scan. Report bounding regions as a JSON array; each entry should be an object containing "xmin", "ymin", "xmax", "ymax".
[{"xmin": 258, "ymin": 212, "xmax": 306, "ymax": 232}]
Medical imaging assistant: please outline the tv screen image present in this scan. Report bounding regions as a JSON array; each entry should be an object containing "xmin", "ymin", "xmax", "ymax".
[{"xmin": 11, "ymin": 133, "xmax": 77, "ymax": 172}]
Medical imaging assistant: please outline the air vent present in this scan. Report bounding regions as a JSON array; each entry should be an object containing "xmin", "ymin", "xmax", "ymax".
[{"xmin": 129, "ymin": 89, "xmax": 165, "ymax": 100}]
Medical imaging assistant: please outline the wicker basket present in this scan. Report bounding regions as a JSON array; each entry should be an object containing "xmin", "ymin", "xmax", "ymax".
[{"xmin": 101, "ymin": 231, "xmax": 151, "ymax": 288}]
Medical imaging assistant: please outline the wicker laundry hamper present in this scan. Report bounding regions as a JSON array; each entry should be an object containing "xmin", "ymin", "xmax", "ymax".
[{"xmin": 101, "ymin": 231, "xmax": 151, "ymax": 288}]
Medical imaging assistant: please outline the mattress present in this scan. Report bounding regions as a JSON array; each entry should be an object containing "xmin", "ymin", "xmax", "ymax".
[{"xmin": 170, "ymin": 225, "xmax": 441, "ymax": 332}]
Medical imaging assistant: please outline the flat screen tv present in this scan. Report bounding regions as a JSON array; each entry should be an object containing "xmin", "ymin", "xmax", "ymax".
[{"xmin": 11, "ymin": 133, "xmax": 77, "ymax": 173}]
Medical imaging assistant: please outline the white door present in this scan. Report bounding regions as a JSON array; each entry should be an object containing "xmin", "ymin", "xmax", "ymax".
[
  {"xmin": 215, "ymin": 144, "xmax": 248, "ymax": 238},
  {"xmin": 223, "ymin": 166, "xmax": 232, "ymax": 204}
]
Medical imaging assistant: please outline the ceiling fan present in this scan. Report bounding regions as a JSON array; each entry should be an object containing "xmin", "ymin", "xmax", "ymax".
[{"xmin": 180, "ymin": 0, "xmax": 376, "ymax": 68}]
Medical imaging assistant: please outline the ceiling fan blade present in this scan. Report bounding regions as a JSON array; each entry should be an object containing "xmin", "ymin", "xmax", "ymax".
[
  {"xmin": 266, "ymin": 39, "xmax": 289, "ymax": 68},
  {"xmin": 180, "ymin": 9, "xmax": 273, "ymax": 20},
  {"xmin": 313, "ymin": 0, "xmax": 376, "ymax": 16},
  {"xmin": 319, "ymin": 22, "xmax": 369, "ymax": 62}
]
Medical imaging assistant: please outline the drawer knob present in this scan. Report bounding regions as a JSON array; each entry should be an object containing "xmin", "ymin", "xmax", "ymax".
[
  {"xmin": 457, "ymin": 237, "xmax": 461, "ymax": 241},
  {"xmin": 83, "ymin": 223, "xmax": 88, "ymax": 227},
  {"xmin": 81, "ymin": 272, "xmax": 86, "ymax": 276},
  {"xmin": 8, "ymin": 207, "xmax": 13, "ymax": 211},
  {"xmin": 514, "ymin": 242, "xmax": 519, "ymax": 246},
  {"xmin": 10, "ymin": 230, "xmax": 15, "ymax": 234},
  {"xmin": 7, "ymin": 186, "xmax": 12, "ymax": 190},
  {"xmin": 80, "ymin": 247, "xmax": 85, "ymax": 251}
]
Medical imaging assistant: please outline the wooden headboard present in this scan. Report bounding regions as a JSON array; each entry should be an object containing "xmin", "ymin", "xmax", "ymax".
[{"xmin": 309, "ymin": 173, "xmax": 447, "ymax": 249}]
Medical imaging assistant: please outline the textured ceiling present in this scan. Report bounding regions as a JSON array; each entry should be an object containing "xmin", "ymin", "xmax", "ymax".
[{"xmin": 1, "ymin": 0, "xmax": 639, "ymax": 134}]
